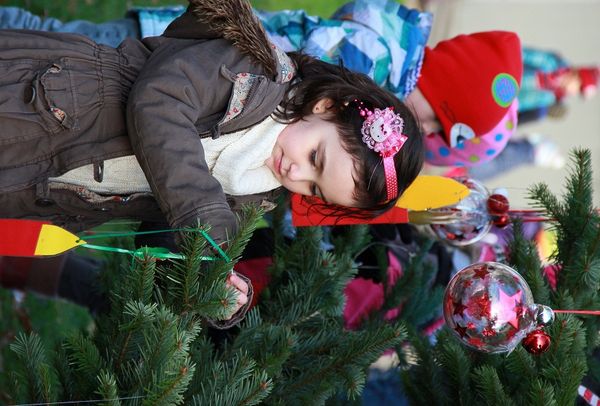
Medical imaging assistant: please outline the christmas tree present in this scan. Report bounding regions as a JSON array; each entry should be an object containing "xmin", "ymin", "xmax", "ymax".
[
  {"xmin": 2, "ymin": 149, "xmax": 598, "ymax": 404},
  {"xmin": 0, "ymin": 204, "xmax": 406, "ymax": 404},
  {"xmin": 401, "ymin": 148, "xmax": 600, "ymax": 405}
]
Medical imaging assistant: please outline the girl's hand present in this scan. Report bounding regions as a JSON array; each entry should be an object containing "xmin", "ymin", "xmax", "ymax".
[{"xmin": 224, "ymin": 272, "xmax": 249, "ymax": 320}]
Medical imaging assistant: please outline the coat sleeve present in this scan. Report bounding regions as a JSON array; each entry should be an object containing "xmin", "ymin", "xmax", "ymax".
[{"xmin": 126, "ymin": 46, "xmax": 237, "ymax": 245}]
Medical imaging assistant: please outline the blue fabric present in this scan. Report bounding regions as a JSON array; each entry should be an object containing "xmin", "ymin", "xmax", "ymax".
[
  {"xmin": 468, "ymin": 138, "xmax": 535, "ymax": 181},
  {"xmin": 518, "ymin": 47, "xmax": 569, "ymax": 112},
  {"xmin": 0, "ymin": 6, "xmax": 139, "ymax": 47},
  {"xmin": 127, "ymin": 6, "xmax": 185, "ymax": 39},
  {"xmin": 362, "ymin": 368, "xmax": 409, "ymax": 405},
  {"xmin": 522, "ymin": 47, "xmax": 568, "ymax": 73}
]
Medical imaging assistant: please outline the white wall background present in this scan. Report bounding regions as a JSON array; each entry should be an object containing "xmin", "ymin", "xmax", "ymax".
[{"xmin": 427, "ymin": 0, "xmax": 600, "ymax": 208}]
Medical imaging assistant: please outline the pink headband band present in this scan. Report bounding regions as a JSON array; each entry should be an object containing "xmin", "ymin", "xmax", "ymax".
[{"xmin": 358, "ymin": 104, "xmax": 408, "ymax": 201}]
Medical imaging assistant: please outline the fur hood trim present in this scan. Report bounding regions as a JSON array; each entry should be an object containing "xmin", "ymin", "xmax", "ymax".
[{"xmin": 189, "ymin": 0, "xmax": 277, "ymax": 77}]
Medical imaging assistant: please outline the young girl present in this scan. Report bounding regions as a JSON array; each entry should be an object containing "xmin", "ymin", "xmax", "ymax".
[
  {"xmin": 0, "ymin": 0, "xmax": 423, "ymax": 322},
  {"xmin": 0, "ymin": 0, "xmax": 423, "ymax": 240},
  {"xmin": 0, "ymin": 1, "xmax": 522, "ymax": 169}
]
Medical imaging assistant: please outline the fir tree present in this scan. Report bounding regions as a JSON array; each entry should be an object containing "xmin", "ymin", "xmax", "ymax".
[
  {"xmin": 4, "ymin": 145, "xmax": 596, "ymax": 404},
  {"xmin": 401, "ymin": 148, "xmax": 600, "ymax": 405},
  {"xmin": 1, "ymin": 205, "xmax": 406, "ymax": 404}
]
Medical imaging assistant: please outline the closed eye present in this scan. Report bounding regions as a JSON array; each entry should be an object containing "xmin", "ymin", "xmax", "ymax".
[
  {"xmin": 309, "ymin": 149, "xmax": 319, "ymax": 197},
  {"xmin": 309, "ymin": 148, "xmax": 326, "ymax": 201}
]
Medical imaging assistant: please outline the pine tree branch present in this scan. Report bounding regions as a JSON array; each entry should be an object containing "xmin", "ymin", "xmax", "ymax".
[
  {"xmin": 508, "ymin": 220, "xmax": 551, "ymax": 305},
  {"xmin": 168, "ymin": 230, "xmax": 208, "ymax": 313},
  {"xmin": 113, "ymin": 301, "xmax": 158, "ymax": 373},
  {"xmin": 64, "ymin": 333, "xmax": 105, "ymax": 397},
  {"xmin": 128, "ymin": 255, "xmax": 156, "ymax": 304},
  {"xmin": 525, "ymin": 378, "xmax": 557, "ymax": 406},
  {"xmin": 9, "ymin": 333, "xmax": 58, "ymax": 403},
  {"xmin": 238, "ymin": 378, "xmax": 273, "ymax": 406},
  {"xmin": 53, "ymin": 345, "xmax": 76, "ymax": 402},
  {"xmin": 278, "ymin": 325, "xmax": 403, "ymax": 401},
  {"xmin": 95, "ymin": 371, "xmax": 120, "ymax": 406},
  {"xmin": 504, "ymin": 347, "xmax": 536, "ymax": 387},
  {"xmin": 145, "ymin": 363, "xmax": 194, "ymax": 406},
  {"xmin": 191, "ymin": 354, "xmax": 270, "ymax": 406},
  {"xmin": 232, "ymin": 320, "xmax": 294, "ymax": 376},
  {"xmin": 472, "ymin": 365, "xmax": 515, "ymax": 406},
  {"xmin": 401, "ymin": 327, "xmax": 448, "ymax": 405},
  {"xmin": 438, "ymin": 337, "xmax": 475, "ymax": 405}
]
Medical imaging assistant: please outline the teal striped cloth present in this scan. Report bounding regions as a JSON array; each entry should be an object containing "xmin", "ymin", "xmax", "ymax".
[
  {"xmin": 518, "ymin": 47, "xmax": 569, "ymax": 112},
  {"xmin": 133, "ymin": 0, "xmax": 432, "ymax": 100}
]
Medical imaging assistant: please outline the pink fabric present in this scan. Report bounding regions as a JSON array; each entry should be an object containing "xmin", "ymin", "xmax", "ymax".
[
  {"xmin": 442, "ymin": 166, "xmax": 468, "ymax": 178},
  {"xmin": 424, "ymin": 98, "xmax": 518, "ymax": 167},
  {"xmin": 422, "ymin": 317, "xmax": 446, "ymax": 336},
  {"xmin": 543, "ymin": 264, "xmax": 560, "ymax": 291},
  {"xmin": 343, "ymin": 251, "xmax": 403, "ymax": 329},
  {"xmin": 383, "ymin": 157, "xmax": 398, "ymax": 200},
  {"xmin": 478, "ymin": 244, "xmax": 498, "ymax": 262}
]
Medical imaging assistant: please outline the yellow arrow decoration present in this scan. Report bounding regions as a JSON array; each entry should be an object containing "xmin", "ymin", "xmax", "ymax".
[
  {"xmin": 34, "ymin": 224, "xmax": 86, "ymax": 256},
  {"xmin": 396, "ymin": 175, "xmax": 470, "ymax": 211}
]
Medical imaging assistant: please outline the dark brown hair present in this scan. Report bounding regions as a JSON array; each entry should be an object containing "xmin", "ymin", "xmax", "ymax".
[{"xmin": 274, "ymin": 52, "xmax": 424, "ymax": 217}]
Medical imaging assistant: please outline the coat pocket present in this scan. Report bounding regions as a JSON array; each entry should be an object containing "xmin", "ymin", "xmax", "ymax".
[
  {"xmin": 0, "ymin": 59, "xmax": 79, "ymax": 144},
  {"xmin": 36, "ymin": 59, "xmax": 80, "ymax": 133}
]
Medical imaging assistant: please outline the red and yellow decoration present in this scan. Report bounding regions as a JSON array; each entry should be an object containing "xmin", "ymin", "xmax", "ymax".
[
  {"xmin": 0, "ymin": 219, "xmax": 85, "ymax": 257},
  {"xmin": 0, "ymin": 219, "xmax": 226, "ymax": 261}
]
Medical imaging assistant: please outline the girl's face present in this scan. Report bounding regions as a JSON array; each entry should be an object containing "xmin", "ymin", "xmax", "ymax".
[{"xmin": 265, "ymin": 103, "xmax": 358, "ymax": 207}]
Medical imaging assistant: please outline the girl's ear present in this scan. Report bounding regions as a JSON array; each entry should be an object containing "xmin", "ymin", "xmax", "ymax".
[{"xmin": 312, "ymin": 98, "xmax": 335, "ymax": 114}]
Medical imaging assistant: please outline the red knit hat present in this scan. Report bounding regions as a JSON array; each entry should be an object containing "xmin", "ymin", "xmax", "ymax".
[{"xmin": 417, "ymin": 31, "xmax": 522, "ymax": 147}]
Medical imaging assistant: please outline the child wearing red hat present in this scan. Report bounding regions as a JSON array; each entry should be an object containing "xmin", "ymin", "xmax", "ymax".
[
  {"xmin": 406, "ymin": 30, "xmax": 523, "ymax": 167},
  {"xmin": 534, "ymin": 65, "xmax": 600, "ymax": 101},
  {"xmin": 519, "ymin": 46, "xmax": 600, "ymax": 124}
]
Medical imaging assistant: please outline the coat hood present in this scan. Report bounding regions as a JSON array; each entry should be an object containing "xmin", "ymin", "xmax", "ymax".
[{"xmin": 163, "ymin": 0, "xmax": 277, "ymax": 78}]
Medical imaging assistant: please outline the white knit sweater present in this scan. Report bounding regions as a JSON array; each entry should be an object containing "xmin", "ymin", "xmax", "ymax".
[{"xmin": 50, "ymin": 116, "xmax": 285, "ymax": 196}]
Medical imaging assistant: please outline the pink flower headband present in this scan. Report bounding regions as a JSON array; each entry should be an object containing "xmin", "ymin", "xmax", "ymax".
[{"xmin": 357, "ymin": 102, "xmax": 408, "ymax": 201}]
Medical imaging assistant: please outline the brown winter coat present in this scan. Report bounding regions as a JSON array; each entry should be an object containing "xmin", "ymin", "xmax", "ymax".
[{"xmin": 0, "ymin": 0, "xmax": 294, "ymax": 243}]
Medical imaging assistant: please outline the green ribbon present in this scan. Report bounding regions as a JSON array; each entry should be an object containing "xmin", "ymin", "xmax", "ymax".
[{"xmin": 77, "ymin": 227, "xmax": 230, "ymax": 262}]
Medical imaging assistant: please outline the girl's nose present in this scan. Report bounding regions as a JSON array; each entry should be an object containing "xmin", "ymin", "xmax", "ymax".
[{"xmin": 287, "ymin": 162, "xmax": 311, "ymax": 182}]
